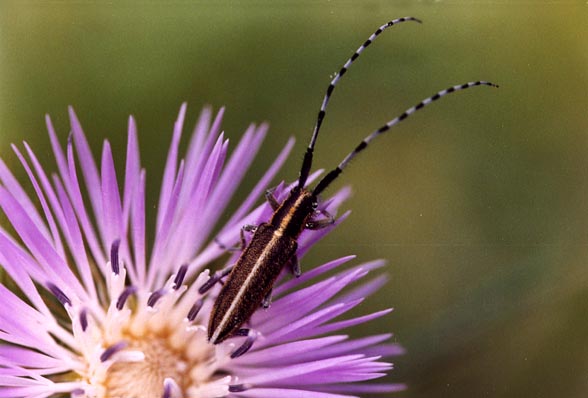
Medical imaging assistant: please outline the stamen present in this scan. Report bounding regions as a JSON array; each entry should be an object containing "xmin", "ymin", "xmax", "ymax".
[
  {"xmin": 116, "ymin": 286, "xmax": 137, "ymax": 310},
  {"xmin": 110, "ymin": 238, "xmax": 121, "ymax": 274},
  {"xmin": 187, "ymin": 298, "xmax": 203, "ymax": 321},
  {"xmin": 173, "ymin": 264, "xmax": 188, "ymax": 290},
  {"xmin": 229, "ymin": 384, "xmax": 250, "ymax": 392},
  {"xmin": 199, "ymin": 265, "xmax": 233, "ymax": 294},
  {"xmin": 230, "ymin": 329, "xmax": 257, "ymax": 358},
  {"xmin": 162, "ymin": 378, "xmax": 181, "ymax": 398},
  {"xmin": 162, "ymin": 382, "xmax": 171, "ymax": 398},
  {"xmin": 147, "ymin": 288, "xmax": 165, "ymax": 307},
  {"xmin": 79, "ymin": 308, "xmax": 88, "ymax": 331},
  {"xmin": 100, "ymin": 341, "xmax": 128, "ymax": 362},
  {"xmin": 47, "ymin": 282, "xmax": 72, "ymax": 307}
]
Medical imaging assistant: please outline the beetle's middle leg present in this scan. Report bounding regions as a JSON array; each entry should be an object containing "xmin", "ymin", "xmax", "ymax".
[
  {"xmin": 214, "ymin": 224, "xmax": 258, "ymax": 252},
  {"xmin": 261, "ymin": 288, "xmax": 273, "ymax": 309},
  {"xmin": 287, "ymin": 254, "xmax": 301, "ymax": 277},
  {"xmin": 260, "ymin": 256, "xmax": 299, "ymax": 310}
]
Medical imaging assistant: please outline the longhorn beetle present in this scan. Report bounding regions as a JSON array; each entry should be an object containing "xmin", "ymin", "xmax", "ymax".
[{"xmin": 199, "ymin": 17, "xmax": 498, "ymax": 358}]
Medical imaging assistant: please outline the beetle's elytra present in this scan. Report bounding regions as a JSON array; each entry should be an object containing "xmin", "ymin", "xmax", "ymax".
[{"xmin": 199, "ymin": 17, "xmax": 497, "ymax": 358}]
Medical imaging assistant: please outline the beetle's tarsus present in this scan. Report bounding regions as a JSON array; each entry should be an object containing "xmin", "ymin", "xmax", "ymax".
[{"xmin": 262, "ymin": 289, "xmax": 273, "ymax": 308}]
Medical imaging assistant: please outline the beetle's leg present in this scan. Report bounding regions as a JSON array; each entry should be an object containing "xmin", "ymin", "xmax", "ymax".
[
  {"xmin": 239, "ymin": 224, "xmax": 257, "ymax": 248},
  {"xmin": 261, "ymin": 288, "xmax": 273, "ymax": 309},
  {"xmin": 214, "ymin": 224, "xmax": 257, "ymax": 252},
  {"xmin": 265, "ymin": 189, "xmax": 280, "ymax": 211},
  {"xmin": 231, "ymin": 328, "xmax": 258, "ymax": 358},
  {"xmin": 288, "ymin": 254, "xmax": 301, "ymax": 277},
  {"xmin": 198, "ymin": 264, "xmax": 234, "ymax": 294},
  {"xmin": 305, "ymin": 209, "xmax": 335, "ymax": 230},
  {"xmin": 242, "ymin": 224, "xmax": 258, "ymax": 233}
]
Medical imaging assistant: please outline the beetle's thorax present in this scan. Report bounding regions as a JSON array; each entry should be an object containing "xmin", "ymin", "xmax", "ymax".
[{"xmin": 269, "ymin": 187, "xmax": 316, "ymax": 239}]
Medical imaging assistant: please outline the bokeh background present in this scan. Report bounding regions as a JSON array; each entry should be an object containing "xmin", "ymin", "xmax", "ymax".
[{"xmin": 0, "ymin": 2, "xmax": 586, "ymax": 397}]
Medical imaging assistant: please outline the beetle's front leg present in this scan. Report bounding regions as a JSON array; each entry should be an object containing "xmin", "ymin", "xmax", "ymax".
[
  {"xmin": 305, "ymin": 209, "xmax": 335, "ymax": 230},
  {"xmin": 265, "ymin": 188, "xmax": 280, "ymax": 211}
]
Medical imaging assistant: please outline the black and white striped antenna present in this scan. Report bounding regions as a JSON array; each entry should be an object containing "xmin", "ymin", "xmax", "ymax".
[
  {"xmin": 312, "ymin": 80, "xmax": 498, "ymax": 196},
  {"xmin": 297, "ymin": 16, "xmax": 422, "ymax": 189},
  {"xmin": 295, "ymin": 17, "xmax": 498, "ymax": 195}
]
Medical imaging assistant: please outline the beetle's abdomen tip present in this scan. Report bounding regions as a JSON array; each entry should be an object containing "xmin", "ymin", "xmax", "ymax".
[{"xmin": 208, "ymin": 326, "xmax": 226, "ymax": 345}]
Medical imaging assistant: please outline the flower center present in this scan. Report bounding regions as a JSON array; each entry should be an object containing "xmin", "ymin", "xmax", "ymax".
[
  {"xmin": 72, "ymin": 266, "xmax": 233, "ymax": 398},
  {"xmin": 104, "ymin": 330, "xmax": 191, "ymax": 397}
]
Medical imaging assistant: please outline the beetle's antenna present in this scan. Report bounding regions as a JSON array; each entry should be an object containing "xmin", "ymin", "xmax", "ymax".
[
  {"xmin": 297, "ymin": 16, "xmax": 422, "ymax": 189},
  {"xmin": 312, "ymin": 80, "xmax": 499, "ymax": 196}
]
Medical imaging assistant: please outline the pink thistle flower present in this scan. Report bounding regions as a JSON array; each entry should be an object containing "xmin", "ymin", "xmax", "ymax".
[{"xmin": 0, "ymin": 105, "xmax": 402, "ymax": 398}]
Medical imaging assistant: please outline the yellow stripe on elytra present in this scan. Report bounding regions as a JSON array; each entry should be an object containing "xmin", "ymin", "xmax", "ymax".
[{"xmin": 210, "ymin": 229, "xmax": 283, "ymax": 343}]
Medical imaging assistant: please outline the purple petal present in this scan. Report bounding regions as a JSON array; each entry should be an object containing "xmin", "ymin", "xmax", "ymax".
[
  {"xmin": 232, "ymin": 335, "xmax": 348, "ymax": 367},
  {"xmin": 293, "ymin": 334, "xmax": 393, "ymax": 362},
  {"xmin": 130, "ymin": 170, "xmax": 146, "ymax": 285},
  {"xmin": 0, "ymin": 346, "xmax": 67, "ymax": 371},
  {"xmin": 156, "ymin": 103, "xmax": 187, "ymax": 231},
  {"xmin": 312, "ymin": 309, "xmax": 393, "ymax": 336},
  {"xmin": 318, "ymin": 382, "xmax": 406, "ymax": 394},
  {"xmin": 219, "ymin": 137, "xmax": 295, "ymax": 237},
  {"xmin": 0, "ymin": 185, "xmax": 84, "ymax": 300},
  {"xmin": 122, "ymin": 115, "xmax": 140, "ymax": 237},
  {"xmin": 45, "ymin": 115, "xmax": 69, "ymax": 195},
  {"xmin": 168, "ymin": 134, "xmax": 228, "ymax": 280},
  {"xmin": 335, "ymin": 274, "xmax": 389, "ymax": 304},
  {"xmin": 236, "ymin": 388, "xmax": 357, "ymax": 398},
  {"xmin": 258, "ymin": 269, "xmax": 367, "ymax": 333},
  {"xmin": 181, "ymin": 107, "xmax": 217, "ymax": 208},
  {"xmin": 200, "ymin": 124, "xmax": 268, "ymax": 231},
  {"xmin": 69, "ymin": 107, "xmax": 105, "ymax": 242},
  {"xmin": 183, "ymin": 107, "xmax": 213, "ymax": 181},
  {"xmin": 0, "ymin": 287, "xmax": 71, "ymax": 359},
  {"xmin": 274, "ymin": 255, "xmax": 355, "ymax": 296},
  {"xmin": 238, "ymin": 354, "xmax": 365, "ymax": 384},
  {"xmin": 21, "ymin": 142, "xmax": 97, "ymax": 297},
  {"xmin": 0, "ymin": 232, "xmax": 49, "ymax": 314},
  {"xmin": 148, "ymin": 161, "xmax": 186, "ymax": 287},
  {"xmin": 14, "ymin": 144, "xmax": 65, "ymax": 258},
  {"xmin": 0, "ymin": 158, "xmax": 49, "ymax": 242},
  {"xmin": 100, "ymin": 141, "xmax": 124, "ymax": 257},
  {"xmin": 65, "ymin": 137, "xmax": 107, "ymax": 266},
  {"xmin": 262, "ymin": 299, "xmax": 364, "ymax": 345},
  {"xmin": 49, "ymin": 177, "xmax": 97, "ymax": 299}
]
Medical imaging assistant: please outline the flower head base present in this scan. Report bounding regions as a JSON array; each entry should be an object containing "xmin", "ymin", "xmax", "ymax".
[{"xmin": 0, "ymin": 105, "xmax": 404, "ymax": 398}]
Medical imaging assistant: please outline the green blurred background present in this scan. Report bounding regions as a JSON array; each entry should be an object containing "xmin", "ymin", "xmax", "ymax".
[{"xmin": 0, "ymin": 1, "xmax": 587, "ymax": 397}]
